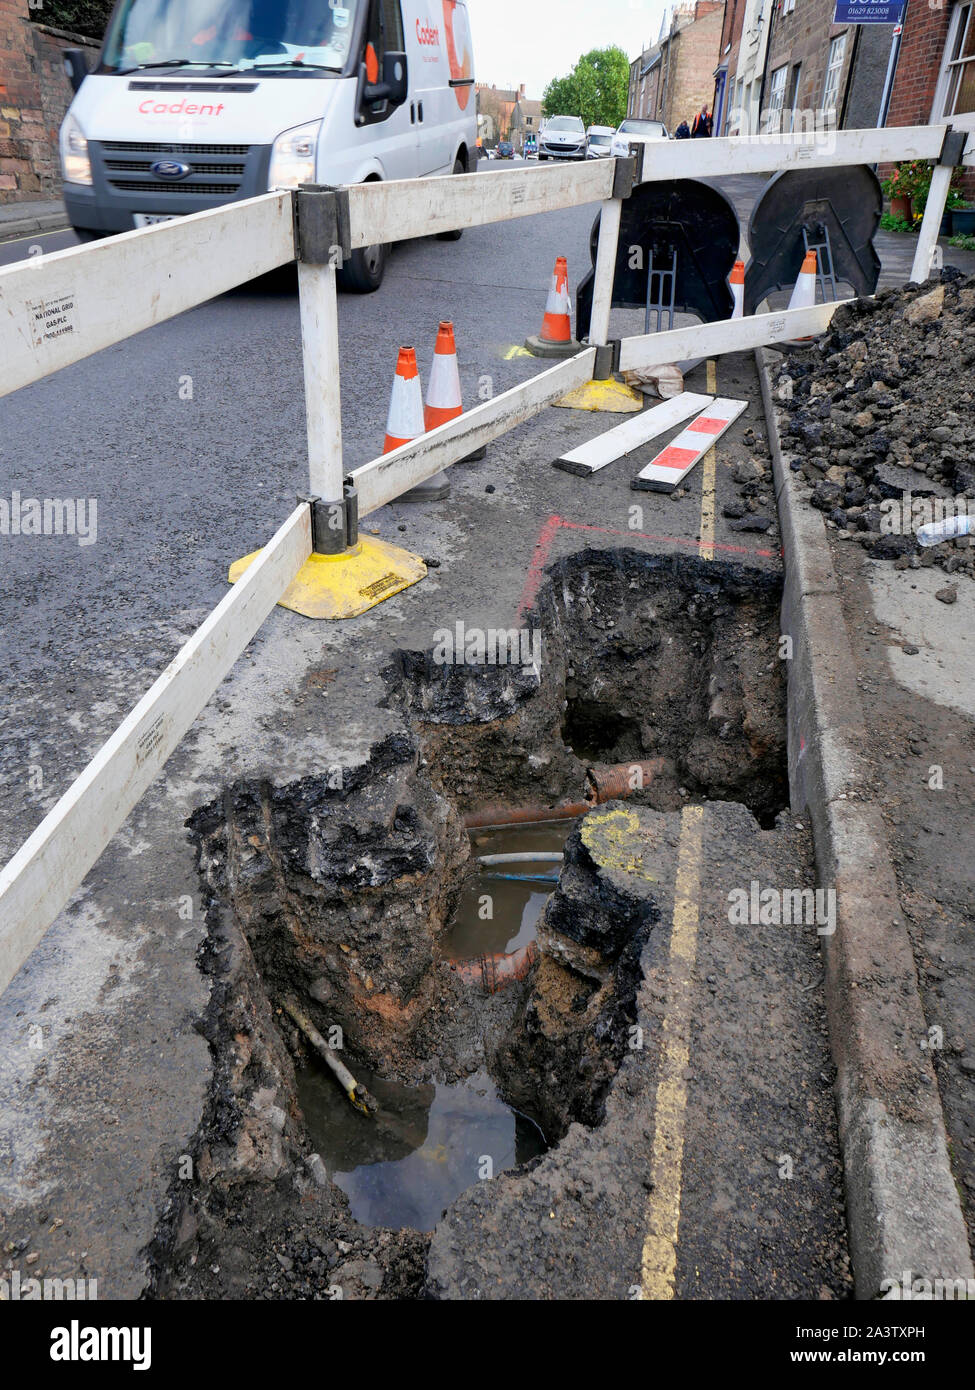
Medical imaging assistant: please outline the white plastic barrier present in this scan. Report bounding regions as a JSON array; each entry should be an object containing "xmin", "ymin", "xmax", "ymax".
[{"xmin": 0, "ymin": 121, "xmax": 969, "ymax": 995}]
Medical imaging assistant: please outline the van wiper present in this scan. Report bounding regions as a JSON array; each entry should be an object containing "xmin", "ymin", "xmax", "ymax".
[
  {"xmin": 250, "ymin": 60, "xmax": 338, "ymax": 72},
  {"xmin": 115, "ymin": 59, "xmax": 238, "ymax": 75}
]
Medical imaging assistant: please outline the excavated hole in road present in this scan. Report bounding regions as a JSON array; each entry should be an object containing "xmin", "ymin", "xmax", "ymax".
[{"xmin": 180, "ymin": 547, "xmax": 787, "ymax": 1253}]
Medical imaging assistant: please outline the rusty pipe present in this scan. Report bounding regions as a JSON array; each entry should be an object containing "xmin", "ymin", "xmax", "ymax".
[
  {"xmin": 585, "ymin": 758, "xmax": 666, "ymax": 805},
  {"xmin": 451, "ymin": 941, "xmax": 539, "ymax": 994},
  {"xmin": 463, "ymin": 758, "xmax": 664, "ymax": 831},
  {"xmin": 464, "ymin": 802, "xmax": 589, "ymax": 830}
]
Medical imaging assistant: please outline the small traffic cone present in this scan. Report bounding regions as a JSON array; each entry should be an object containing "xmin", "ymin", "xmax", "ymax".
[
  {"xmin": 384, "ymin": 345, "xmax": 425, "ymax": 453},
  {"xmin": 729, "ymin": 259, "xmax": 744, "ymax": 320},
  {"xmin": 787, "ymin": 249, "xmax": 818, "ymax": 312},
  {"xmin": 526, "ymin": 255, "xmax": 582, "ymax": 358},
  {"xmin": 785, "ymin": 249, "xmax": 818, "ymax": 343},
  {"xmin": 424, "ymin": 320, "xmax": 464, "ymax": 430},
  {"xmin": 424, "ymin": 319, "xmax": 487, "ymax": 462},
  {"xmin": 384, "ymin": 343, "xmax": 448, "ymax": 502}
]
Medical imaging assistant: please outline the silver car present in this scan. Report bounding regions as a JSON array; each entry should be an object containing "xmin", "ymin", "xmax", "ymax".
[
  {"xmin": 538, "ymin": 115, "xmax": 586, "ymax": 161},
  {"xmin": 611, "ymin": 117, "xmax": 670, "ymax": 159}
]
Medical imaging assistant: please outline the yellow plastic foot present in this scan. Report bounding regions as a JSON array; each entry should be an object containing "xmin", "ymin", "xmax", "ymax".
[
  {"xmin": 228, "ymin": 535, "xmax": 427, "ymax": 620},
  {"xmin": 554, "ymin": 377, "xmax": 643, "ymax": 412}
]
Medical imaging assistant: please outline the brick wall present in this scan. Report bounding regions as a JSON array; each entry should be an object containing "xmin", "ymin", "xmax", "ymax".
[
  {"xmin": 667, "ymin": 5, "xmax": 726, "ymax": 129},
  {"xmin": 0, "ymin": 0, "xmax": 98, "ymax": 202},
  {"xmin": 886, "ymin": 0, "xmax": 953, "ymax": 128},
  {"xmin": 763, "ymin": 0, "xmax": 854, "ymax": 123},
  {"xmin": 885, "ymin": 1, "xmax": 974, "ymax": 199}
]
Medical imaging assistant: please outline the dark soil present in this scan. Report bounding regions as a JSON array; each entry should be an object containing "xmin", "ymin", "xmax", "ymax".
[{"xmin": 772, "ymin": 269, "xmax": 975, "ymax": 577}]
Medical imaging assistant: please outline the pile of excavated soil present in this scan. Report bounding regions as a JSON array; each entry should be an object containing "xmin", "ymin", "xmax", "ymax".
[{"xmin": 772, "ymin": 268, "xmax": 975, "ymax": 582}]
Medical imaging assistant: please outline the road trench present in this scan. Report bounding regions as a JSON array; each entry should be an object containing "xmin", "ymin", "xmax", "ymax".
[{"xmin": 150, "ymin": 547, "xmax": 850, "ymax": 1299}]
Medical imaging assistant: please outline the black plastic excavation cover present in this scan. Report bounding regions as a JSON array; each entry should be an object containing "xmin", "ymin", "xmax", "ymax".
[{"xmin": 575, "ymin": 178, "xmax": 740, "ymax": 341}]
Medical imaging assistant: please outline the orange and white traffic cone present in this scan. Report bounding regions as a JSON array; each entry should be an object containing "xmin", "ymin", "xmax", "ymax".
[
  {"xmin": 787, "ymin": 249, "xmax": 818, "ymax": 312},
  {"xmin": 525, "ymin": 255, "xmax": 582, "ymax": 357},
  {"xmin": 424, "ymin": 320, "xmax": 464, "ymax": 431},
  {"xmin": 384, "ymin": 344, "xmax": 448, "ymax": 502},
  {"xmin": 424, "ymin": 319, "xmax": 487, "ymax": 463},
  {"xmin": 729, "ymin": 259, "xmax": 745, "ymax": 320},
  {"xmin": 785, "ymin": 249, "xmax": 818, "ymax": 343},
  {"xmin": 384, "ymin": 346, "xmax": 425, "ymax": 454}
]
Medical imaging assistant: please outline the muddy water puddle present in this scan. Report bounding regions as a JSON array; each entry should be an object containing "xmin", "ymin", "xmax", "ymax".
[
  {"xmin": 443, "ymin": 825, "xmax": 569, "ymax": 961},
  {"xmin": 297, "ymin": 1064, "xmax": 546, "ymax": 1231}
]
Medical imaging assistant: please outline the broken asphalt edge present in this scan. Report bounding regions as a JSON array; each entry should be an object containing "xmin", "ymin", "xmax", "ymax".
[{"xmin": 756, "ymin": 344, "xmax": 974, "ymax": 1299}]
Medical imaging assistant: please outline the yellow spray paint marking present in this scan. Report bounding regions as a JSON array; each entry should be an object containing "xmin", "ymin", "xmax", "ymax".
[
  {"xmin": 641, "ymin": 804, "xmax": 704, "ymax": 1300},
  {"xmin": 580, "ymin": 806, "xmax": 645, "ymax": 875},
  {"xmin": 700, "ymin": 359, "xmax": 717, "ymax": 562},
  {"xmin": 502, "ymin": 344, "xmax": 533, "ymax": 360}
]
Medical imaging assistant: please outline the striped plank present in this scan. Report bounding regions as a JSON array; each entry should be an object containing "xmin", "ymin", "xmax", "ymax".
[
  {"xmin": 631, "ymin": 398, "xmax": 748, "ymax": 493},
  {"xmin": 554, "ymin": 392, "xmax": 714, "ymax": 476}
]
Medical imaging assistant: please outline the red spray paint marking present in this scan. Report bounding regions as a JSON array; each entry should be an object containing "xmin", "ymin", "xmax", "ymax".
[{"xmin": 515, "ymin": 514, "xmax": 779, "ymax": 620}]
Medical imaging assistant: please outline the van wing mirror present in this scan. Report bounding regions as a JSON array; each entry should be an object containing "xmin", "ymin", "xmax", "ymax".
[
  {"xmin": 362, "ymin": 51, "xmax": 408, "ymax": 108},
  {"xmin": 63, "ymin": 48, "xmax": 89, "ymax": 94}
]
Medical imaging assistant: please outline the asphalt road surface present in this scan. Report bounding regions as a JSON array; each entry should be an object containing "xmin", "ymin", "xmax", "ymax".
[{"xmin": 1, "ymin": 157, "xmax": 847, "ymax": 1297}]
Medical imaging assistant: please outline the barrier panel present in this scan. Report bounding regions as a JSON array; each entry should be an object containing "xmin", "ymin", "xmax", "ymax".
[{"xmin": 0, "ymin": 120, "xmax": 970, "ymax": 996}]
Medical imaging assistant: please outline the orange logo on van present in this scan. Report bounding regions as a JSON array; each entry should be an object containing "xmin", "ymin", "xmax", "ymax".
[{"xmin": 442, "ymin": 1, "xmax": 472, "ymax": 110}]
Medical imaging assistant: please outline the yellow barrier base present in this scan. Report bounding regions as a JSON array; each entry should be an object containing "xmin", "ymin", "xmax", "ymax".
[
  {"xmin": 229, "ymin": 536, "xmax": 426, "ymax": 620},
  {"xmin": 554, "ymin": 377, "xmax": 642, "ymax": 412}
]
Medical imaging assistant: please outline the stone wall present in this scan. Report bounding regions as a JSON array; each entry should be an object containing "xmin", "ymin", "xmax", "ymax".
[{"xmin": 0, "ymin": 0, "xmax": 98, "ymax": 202}]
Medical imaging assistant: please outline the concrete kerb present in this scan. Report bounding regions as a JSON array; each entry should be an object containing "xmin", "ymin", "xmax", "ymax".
[
  {"xmin": 756, "ymin": 344, "xmax": 974, "ymax": 1298},
  {"xmin": 0, "ymin": 201, "xmax": 69, "ymax": 243}
]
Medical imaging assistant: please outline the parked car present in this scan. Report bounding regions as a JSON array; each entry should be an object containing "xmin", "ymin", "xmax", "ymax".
[
  {"xmin": 497, "ymin": 140, "xmax": 514, "ymax": 159},
  {"xmin": 58, "ymin": 0, "xmax": 478, "ymax": 293},
  {"xmin": 611, "ymin": 117, "xmax": 669, "ymax": 160},
  {"xmin": 585, "ymin": 125, "xmax": 615, "ymax": 159},
  {"xmin": 538, "ymin": 115, "xmax": 586, "ymax": 161}
]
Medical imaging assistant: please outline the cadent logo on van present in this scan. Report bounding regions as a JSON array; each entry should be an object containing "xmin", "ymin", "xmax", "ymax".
[{"xmin": 416, "ymin": 18, "xmax": 441, "ymax": 46}]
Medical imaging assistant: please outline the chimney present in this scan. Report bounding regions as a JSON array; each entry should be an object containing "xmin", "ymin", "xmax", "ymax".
[{"xmin": 519, "ymin": 83, "xmax": 526, "ymax": 98}]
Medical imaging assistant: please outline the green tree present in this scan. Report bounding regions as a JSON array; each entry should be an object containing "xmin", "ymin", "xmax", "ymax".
[
  {"xmin": 30, "ymin": 1, "xmax": 116, "ymax": 43},
  {"xmin": 541, "ymin": 46, "xmax": 630, "ymax": 129}
]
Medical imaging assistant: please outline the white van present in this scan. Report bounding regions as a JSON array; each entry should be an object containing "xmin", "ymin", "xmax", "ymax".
[
  {"xmin": 585, "ymin": 125, "xmax": 615, "ymax": 159},
  {"xmin": 59, "ymin": 0, "xmax": 477, "ymax": 291}
]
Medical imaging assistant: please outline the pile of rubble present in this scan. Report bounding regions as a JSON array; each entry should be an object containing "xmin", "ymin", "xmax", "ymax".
[{"xmin": 772, "ymin": 268, "xmax": 975, "ymax": 581}]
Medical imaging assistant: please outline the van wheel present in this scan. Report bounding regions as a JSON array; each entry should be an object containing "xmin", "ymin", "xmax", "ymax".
[
  {"xmin": 538, "ymin": 153, "xmax": 548, "ymax": 161},
  {"xmin": 337, "ymin": 240, "xmax": 387, "ymax": 293},
  {"xmin": 437, "ymin": 157, "xmax": 466, "ymax": 241}
]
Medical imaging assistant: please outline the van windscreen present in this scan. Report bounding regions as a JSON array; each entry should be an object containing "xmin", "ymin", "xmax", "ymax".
[{"xmin": 103, "ymin": 0, "xmax": 363, "ymax": 74}]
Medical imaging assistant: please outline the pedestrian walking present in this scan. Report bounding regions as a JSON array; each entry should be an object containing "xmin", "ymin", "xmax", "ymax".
[
  {"xmin": 674, "ymin": 119, "xmax": 691, "ymax": 139},
  {"xmin": 691, "ymin": 106, "xmax": 712, "ymax": 138}
]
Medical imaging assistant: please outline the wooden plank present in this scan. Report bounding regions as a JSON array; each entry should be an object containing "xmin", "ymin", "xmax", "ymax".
[
  {"xmin": 633, "ymin": 125, "xmax": 944, "ymax": 183},
  {"xmin": 0, "ymin": 192, "xmax": 294, "ymax": 400},
  {"xmin": 632, "ymin": 398, "xmax": 748, "ymax": 492},
  {"xmin": 350, "ymin": 349, "xmax": 597, "ymax": 515},
  {"xmin": 0, "ymin": 505, "xmax": 312, "ymax": 998},
  {"xmin": 554, "ymin": 391, "xmax": 714, "ymax": 476},
  {"xmin": 345, "ymin": 162, "xmax": 615, "ymax": 248},
  {"xmin": 618, "ymin": 301, "xmax": 847, "ymax": 373}
]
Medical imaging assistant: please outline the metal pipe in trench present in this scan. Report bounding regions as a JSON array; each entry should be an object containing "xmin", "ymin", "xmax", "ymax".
[{"xmin": 282, "ymin": 997, "xmax": 376, "ymax": 1116}]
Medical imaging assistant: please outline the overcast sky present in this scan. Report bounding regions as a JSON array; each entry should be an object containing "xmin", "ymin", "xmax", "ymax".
[{"xmin": 466, "ymin": 0, "xmax": 671, "ymax": 101}]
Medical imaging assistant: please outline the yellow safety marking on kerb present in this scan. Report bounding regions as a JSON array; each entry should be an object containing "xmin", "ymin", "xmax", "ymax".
[
  {"xmin": 580, "ymin": 806, "xmax": 645, "ymax": 875},
  {"xmin": 700, "ymin": 359, "xmax": 717, "ymax": 562},
  {"xmin": 641, "ymin": 804, "xmax": 704, "ymax": 1300}
]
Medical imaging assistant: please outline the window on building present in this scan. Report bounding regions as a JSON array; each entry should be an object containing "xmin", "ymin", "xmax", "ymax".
[
  {"xmin": 783, "ymin": 0, "xmax": 796, "ymax": 15},
  {"xmin": 935, "ymin": 2, "xmax": 975, "ymax": 117},
  {"xmin": 786, "ymin": 61, "xmax": 802, "ymax": 129},
  {"xmin": 765, "ymin": 63, "xmax": 788, "ymax": 132},
  {"xmin": 822, "ymin": 33, "xmax": 847, "ymax": 120}
]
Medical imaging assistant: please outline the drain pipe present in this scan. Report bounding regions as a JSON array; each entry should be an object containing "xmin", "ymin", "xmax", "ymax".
[
  {"xmin": 282, "ymin": 997, "xmax": 376, "ymax": 1116},
  {"xmin": 476, "ymin": 852, "xmax": 564, "ymax": 866},
  {"xmin": 463, "ymin": 757, "xmax": 665, "ymax": 831},
  {"xmin": 451, "ymin": 941, "xmax": 539, "ymax": 994}
]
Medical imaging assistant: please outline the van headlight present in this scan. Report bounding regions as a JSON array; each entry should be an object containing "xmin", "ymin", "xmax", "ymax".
[
  {"xmin": 60, "ymin": 112, "xmax": 92, "ymax": 186},
  {"xmin": 268, "ymin": 120, "xmax": 321, "ymax": 190}
]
